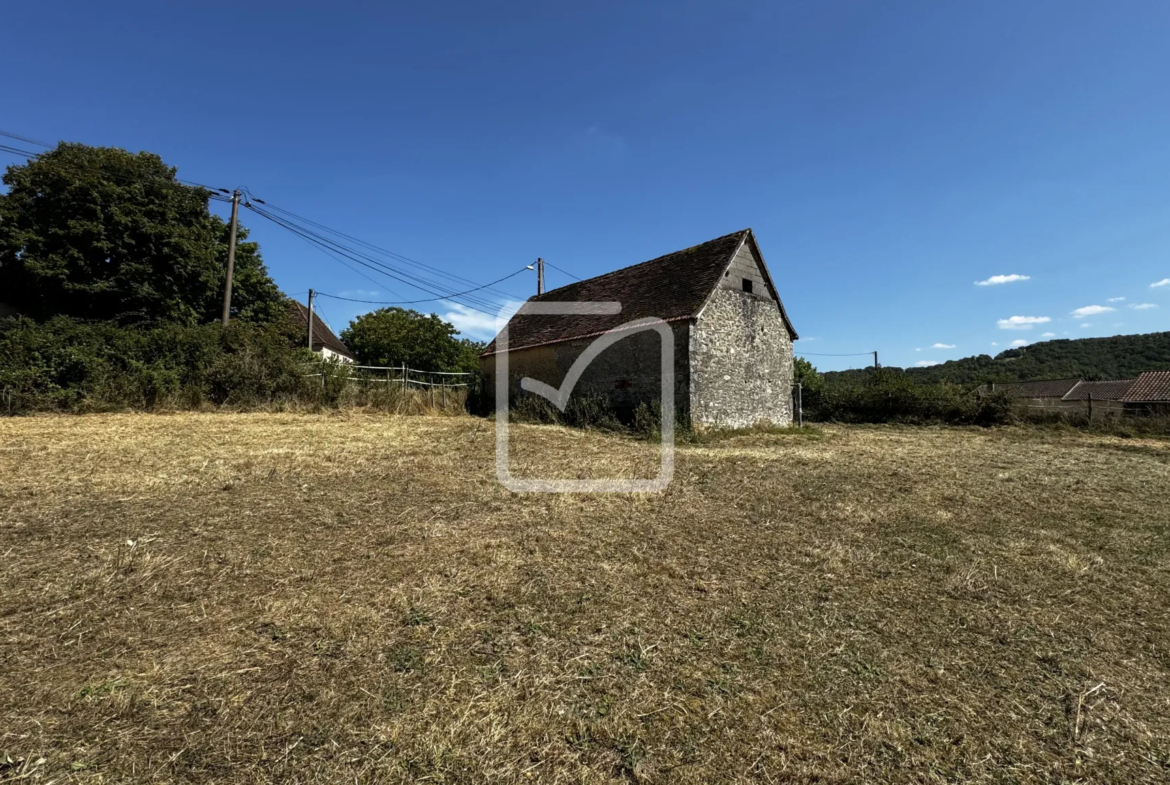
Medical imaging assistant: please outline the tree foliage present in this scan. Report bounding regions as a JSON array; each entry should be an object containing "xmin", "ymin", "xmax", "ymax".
[
  {"xmin": 793, "ymin": 356, "xmax": 824, "ymax": 395},
  {"xmin": 804, "ymin": 367, "xmax": 1014, "ymax": 425},
  {"xmin": 823, "ymin": 331, "xmax": 1170, "ymax": 388},
  {"xmin": 340, "ymin": 307, "xmax": 483, "ymax": 372},
  {"xmin": 0, "ymin": 143, "xmax": 285, "ymax": 325},
  {"xmin": 0, "ymin": 315, "xmax": 311, "ymax": 412}
]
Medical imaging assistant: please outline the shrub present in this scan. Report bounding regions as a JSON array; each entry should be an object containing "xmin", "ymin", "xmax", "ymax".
[
  {"xmin": 805, "ymin": 370, "xmax": 1014, "ymax": 426},
  {"xmin": 0, "ymin": 316, "xmax": 313, "ymax": 413}
]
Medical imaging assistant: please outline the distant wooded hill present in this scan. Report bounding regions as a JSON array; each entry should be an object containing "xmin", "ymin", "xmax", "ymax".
[{"xmin": 822, "ymin": 331, "xmax": 1170, "ymax": 387}]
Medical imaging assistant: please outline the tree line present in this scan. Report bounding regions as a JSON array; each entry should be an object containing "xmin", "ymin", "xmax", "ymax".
[
  {"xmin": 821, "ymin": 331, "xmax": 1170, "ymax": 389},
  {"xmin": 0, "ymin": 142, "xmax": 484, "ymax": 411}
]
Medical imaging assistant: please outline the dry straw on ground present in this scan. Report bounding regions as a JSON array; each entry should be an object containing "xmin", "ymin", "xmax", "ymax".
[{"xmin": 1, "ymin": 413, "xmax": 1168, "ymax": 783}]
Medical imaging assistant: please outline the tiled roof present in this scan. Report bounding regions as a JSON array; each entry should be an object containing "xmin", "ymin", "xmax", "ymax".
[
  {"xmin": 290, "ymin": 301, "xmax": 355, "ymax": 360},
  {"xmin": 1062, "ymin": 379, "xmax": 1136, "ymax": 401},
  {"xmin": 978, "ymin": 378, "xmax": 1083, "ymax": 399},
  {"xmin": 483, "ymin": 229, "xmax": 796, "ymax": 355},
  {"xmin": 1119, "ymin": 371, "xmax": 1170, "ymax": 402}
]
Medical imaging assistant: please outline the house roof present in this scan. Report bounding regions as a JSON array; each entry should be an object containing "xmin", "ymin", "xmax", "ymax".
[
  {"xmin": 1062, "ymin": 379, "xmax": 1136, "ymax": 401},
  {"xmin": 1119, "ymin": 371, "xmax": 1170, "ymax": 402},
  {"xmin": 979, "ymin": 378, "xmax": 1083, "ymax": 399},
  {"xmin": 290, "ymin": 301, "xmax": 355, "ymax": 360},
  {"xmin": 482, "ymin": 229, "xmax": 797, "ymax": 356}
]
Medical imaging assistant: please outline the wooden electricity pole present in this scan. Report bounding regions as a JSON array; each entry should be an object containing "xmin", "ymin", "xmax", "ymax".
[
  {"xmin": 220, "ymin": 189, "xmax": 241, "ymax": 325},
  {"xmin": 873, "ymin": 351, "xmax": 880, "ymax": 370},
  {"xmin": 306, "ymin": 289, "xmax": 315, "ymax": 351},
  {"xmin": 537, "ymin": 257, "xmax": 545, "ymax": 295}
]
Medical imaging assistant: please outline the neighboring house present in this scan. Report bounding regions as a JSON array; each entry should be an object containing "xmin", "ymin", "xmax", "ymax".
[
  {"xmin": 1119, "ymin": 371, "xmax": 1170, "ymax": 414},
  {"xmin": 977, "ymin": 378, "xmax": 1083, "ymax": 410},
  {"xmin": 290, "ymin": 301, "xmax": 356, "ymax": 363},
  {"xmin": 481, "ymin": 228, "xmax": 799, "ymax": 428},
  {"xmin": 1061, "ymin": 379, "xmax": 1135, "ymax": 416}
]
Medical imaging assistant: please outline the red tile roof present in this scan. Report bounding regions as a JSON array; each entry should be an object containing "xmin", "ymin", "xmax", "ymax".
[
  {"xmin": 1119, "ymin": 371, "xmax": 1170, "ymax": 402},
  {"xmin": 979, "ymin": 378, "xmax": 1082, "ymax": 399},
  {"xmin": 1062, "ymin": 379, "xmax": 1136, "ymax": 401},
  {"xmin": 483, "ymin": 229, "xmax": 796, "ymax": 355}
]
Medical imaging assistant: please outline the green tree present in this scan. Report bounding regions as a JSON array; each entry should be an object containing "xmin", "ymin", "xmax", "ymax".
[
  {"xmin": 0, "ymin": 142, "xmax": 285, "ymax": 325},
  {"xmin": 793, "ymin": 356, "xmax": 824, "ymax": 395},
  {"xmin": 341, "ymin": 307, "xmax": 483, "ymax": 372}
]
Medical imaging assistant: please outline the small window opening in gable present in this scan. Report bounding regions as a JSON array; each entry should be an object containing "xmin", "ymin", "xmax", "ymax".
[{"xmin": 742, "ymin": 278, "xmax": 753, "ymax": 294}]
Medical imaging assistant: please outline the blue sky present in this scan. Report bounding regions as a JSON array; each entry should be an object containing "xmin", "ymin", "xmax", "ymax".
[{"xmin": 3, "ymin": 0, "xmax": 1169, "ymax": 370}]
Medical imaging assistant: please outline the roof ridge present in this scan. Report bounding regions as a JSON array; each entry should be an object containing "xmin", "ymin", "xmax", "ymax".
[
  {"xmin": 536, "ymin": 229, "xmax": 749, "ymax": 300},
  {"xmin": 997, "ymin": 377, "xmax": 1083, "ymax": 384}
]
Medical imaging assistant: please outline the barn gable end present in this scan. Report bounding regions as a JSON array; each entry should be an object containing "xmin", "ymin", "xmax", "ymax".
[{"xmin": 481, "ymin": 229, "xmax": 798, "ymax": 428}]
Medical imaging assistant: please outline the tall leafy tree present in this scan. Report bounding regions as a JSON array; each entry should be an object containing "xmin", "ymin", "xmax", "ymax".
[
  {"xmin": 793, "ymin": 356, "xmax": 824, "ymax": 395},
  {"xmin": 341, "ymin": 307, "xmax": 483, "ymax": 372},
  {"xmin": 0, "ymin": 142, "xmax": 285, "ymax": 324}
]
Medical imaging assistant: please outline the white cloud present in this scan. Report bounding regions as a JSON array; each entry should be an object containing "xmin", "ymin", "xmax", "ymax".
[
  {"xmin": 975, "ymin": 274, "xmax": 1030, "ymax": 286},
  {"xmin": 915, "ymin": 360, "xmax": 941, "ymax": 367},
  {"xmin": 338, "ymin": 289, "xmax": 381, "ymax": 299},
  {"xmin": 1080, "ymin": 323, "xmax": 1092, "ymax": 328},
  {"xmin": 931, "ymin": 342, "xmax": 956, "ymax": 349},
  {"xmin": 997, "ymin": 315, "xmax": 1051, "ymax": 330},
  {"xmin": 1071, "ymin": 305, "xmax": 1115, "ymax": 318},
  {"xmin": 1040, "ymin": 332, "xmax": 1056, "ymax": 338},
  {"xmin": 1151, "ymin": 278, "xmax": 1170, "ymax": 288},
  {"xmin": 915, "ymin": 347, "xmax": 922, "ymax": 352},
  {"xmin": 1129, "ymin": 303, "xmax": 1158, "ymax": 310},
  {"xmin": 440, "ymin": 300, "xmax": 524, "ymax": 340},
  {"xmin": 1107, "ymin": 296, "xmax": 1126, "ymax": 303},
  {"xmin": 1010, "ymin": 339, "xmax": 1029, "ymax": 347},
  {"xmin": 990, "ymin": 341, "xmax": 998, "ymax": 346}
]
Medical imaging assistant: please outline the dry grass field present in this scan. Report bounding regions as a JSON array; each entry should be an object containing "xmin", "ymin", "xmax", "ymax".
[{"xmin": 1, "ymin": 413, "xmax": 1169, "ymax": 784}]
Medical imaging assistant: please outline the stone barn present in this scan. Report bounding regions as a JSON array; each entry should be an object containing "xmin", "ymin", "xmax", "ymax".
[{"xmin": 480, "ymin": 229, "xmax": 799, "ymax": 428}]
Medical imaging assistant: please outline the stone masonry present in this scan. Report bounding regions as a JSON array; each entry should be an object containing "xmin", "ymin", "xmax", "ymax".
[{"xmin": 481, "ymin": 229, "xmax": 799, "ymax": 430}]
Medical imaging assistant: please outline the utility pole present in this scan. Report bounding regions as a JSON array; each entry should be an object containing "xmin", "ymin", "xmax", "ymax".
[
  {"xmin": 307, "ymin": 289, "xmax": 315, "ymax": 351},
  {"xmin": 873, "ymin": 351, "xmax": 880, "ymax": 370},
  {"xmin": 220, "ymin": 189, "xmax": 241, "ymax": 326},
  {"xmin": 537, "ymin": 257, "xmax": 545, "ymax": 296}
]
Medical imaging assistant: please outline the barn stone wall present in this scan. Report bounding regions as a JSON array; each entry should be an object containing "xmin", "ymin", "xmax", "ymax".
[
  {"xmin": 481, "ymin": 322, "xmax": 691, "ymax": 420},
  {"xmin": 689, "ymin": 286, "xmax": 794, "ymax": 428}
]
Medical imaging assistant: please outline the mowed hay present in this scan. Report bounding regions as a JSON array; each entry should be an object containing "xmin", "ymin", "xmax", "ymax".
[{"xmin": 1, "ymin": 414, "xmax": 1168, "ymax": 784}]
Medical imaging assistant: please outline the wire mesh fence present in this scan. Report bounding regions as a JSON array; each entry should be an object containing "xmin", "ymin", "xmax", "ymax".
[{"xmin": 301, "ymin": 361, "xmax": 477, "ymax": 413}]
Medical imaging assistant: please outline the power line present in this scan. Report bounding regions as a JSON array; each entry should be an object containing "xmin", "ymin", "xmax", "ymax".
[
  {"xmin": 262, "ymin": 206, "xmax": 406, "ymax": 299},
  {"xmin": 0, "ymin": 143, "xmax": 42, "ymax": 158},
  {"xmin": 1, "ymin": 126, "xmax": 523, "ymax": 318},
  {"xmin": 795, "ymin": 351, "xmax": 875, "ymax": 357},
  {"xmin": 315, "ymin": 265, "xmax": 531, "ymax": 306},
  {"xmin": 543, "ymin": 260, "xmax": 581, "ymax": 282},
  {"xmin": 312, "ymin": 301, "xmax": 342, "ymax": 335},
  {"xmin": 245, "ymin": 193, "xmax": 527, "ymax": 302},
  {"xmin": 244, "ymin": 203, "xmax": 506, "ymax": 317},
  {"xmin": 0, "ymin": 129, "xmax": 227, "ymax": 192},
  {"xmin": 245, "ymin": 202, "xmax": 497, "ymax": 310},
  {"xmin": 0, "ymin": 129, "xmax": 52, "ymax": 148},
  {"xmin": 245, "ymin": 202, "xmax": 505, "ymax": 311}
]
